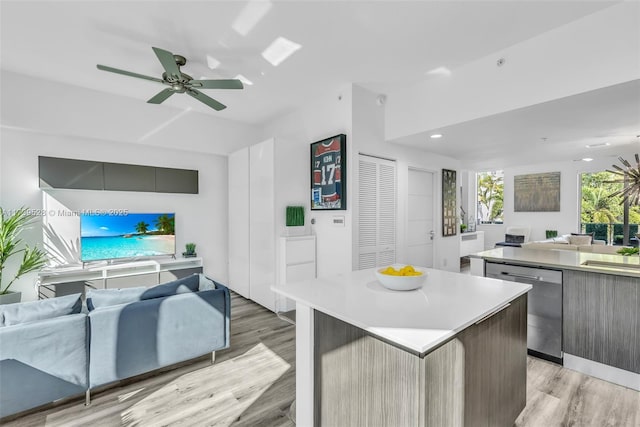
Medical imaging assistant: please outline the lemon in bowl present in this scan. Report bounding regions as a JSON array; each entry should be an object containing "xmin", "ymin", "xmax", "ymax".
[{"xmin": 375, "ymin": 264, "xmax": 427, "ymax": 291}]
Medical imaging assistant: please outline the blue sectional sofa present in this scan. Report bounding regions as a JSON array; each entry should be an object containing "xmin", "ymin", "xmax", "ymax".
[{"xmin": 0, "ymin": 274, "xmax": 230, "ymax": 419}]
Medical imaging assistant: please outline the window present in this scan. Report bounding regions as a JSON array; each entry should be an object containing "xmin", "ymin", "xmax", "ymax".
[
  {"xmin": 476, "ymin": 170, "xmax": 504, "ymax": 224},
  {"xmin": 580, "ymin": 171, "xmax": 640, "ymax": 244}
]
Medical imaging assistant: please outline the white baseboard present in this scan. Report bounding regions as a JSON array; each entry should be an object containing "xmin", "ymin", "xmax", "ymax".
[{"xmin": 564, "ymin": 353, "xmax": 640, "ymax": 391}]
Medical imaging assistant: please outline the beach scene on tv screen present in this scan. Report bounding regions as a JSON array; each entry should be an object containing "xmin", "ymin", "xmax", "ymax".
[{"xmin": 81, "ymin": 213, "xmax": 175, "ymax": 261}]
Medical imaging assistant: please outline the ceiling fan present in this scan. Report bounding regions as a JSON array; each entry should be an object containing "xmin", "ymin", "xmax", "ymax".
[{"xmin": 97, "ymin": 47, "xmax": 243, "ymax": 111}]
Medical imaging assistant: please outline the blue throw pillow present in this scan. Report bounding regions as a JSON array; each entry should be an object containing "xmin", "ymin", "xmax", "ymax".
[
  {"xmin": 86, "ymin": 287, "xmax": 147, "ymax": 311},
  {"xmin": 198, "ymin": 274, "xmax": 217, "ymax": 291},
  {"xmin": 0, "ymin": 293, "xmax": 82, "ymax": 327},
  {"xmin": 141, "ymin": 274, "xmax": 199, "ymax": 300}
]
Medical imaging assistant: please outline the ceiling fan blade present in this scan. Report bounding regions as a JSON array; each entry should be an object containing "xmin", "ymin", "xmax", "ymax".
[
  {"xmin": 97, "ymin": 64, "xmax": 163, "ymax": 83},
  {"xmin": 189, "ymin": 79, "xmax": 244, "ymax": 90},
  {"xmin": 152, "ymin": 47, "xmax": 181, "ymax": 79},
  {"xmin": 187, "ymin": 89, "xmax": 226, "ymax": 111},
  {"xmin": 147, "ymin": 88, "xmax": 175, "ymax": 104}
]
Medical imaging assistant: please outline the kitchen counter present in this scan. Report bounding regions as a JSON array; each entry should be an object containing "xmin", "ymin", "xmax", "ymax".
[
  {"xmin": 273, "ymin": 267, "xmax": 531, "ymax": 354},
  {"xmin": 471, "ymin": 247, "xmax": 640, "ymax": 278},
  {"xmin": 273, "ymin": 267, "xmax": 532, "ymax": 426},
  {"xmin": 471, "ymin": 247, "xmax": 640, "ymax": 391}
]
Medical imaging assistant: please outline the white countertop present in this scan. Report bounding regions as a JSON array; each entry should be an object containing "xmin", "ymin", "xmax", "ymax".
[
  {"xmin": 272, "ymin": 268, "xmax": 531, "ymax": 355},
  {"xmin": 472, "ymin": 247, "xmax": 640, "ymax": 278}
]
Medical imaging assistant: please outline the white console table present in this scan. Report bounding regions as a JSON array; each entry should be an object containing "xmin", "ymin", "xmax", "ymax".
[
  {"xmin": 36, "ymin": 257, "xmax": 203, "ymax": 299},
  {"xmin": 460, "ymin": 231, "xmax": 485, "ymax": 257}
]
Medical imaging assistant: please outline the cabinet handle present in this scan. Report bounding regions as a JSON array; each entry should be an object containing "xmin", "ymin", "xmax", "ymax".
[
  {"xmin": 500, "ymin": 272, "xmax": 542, "ymax": 281},
  {"xmin": 475, "ymin": 303, "xmax": 511, "ymax": 325}
]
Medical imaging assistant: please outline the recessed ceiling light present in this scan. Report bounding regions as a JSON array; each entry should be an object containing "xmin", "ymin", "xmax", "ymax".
[
  {"xmin": 234, "ymin": 74, "xmax": 253, "ymax": 86},
  {"xmin": 425, "ymin": 66, "xmax": 451, "ymax": 77},
  {"xmin": 430, "ymin": 134, "xmax": 443, "ymax": 139},
  {"xmin": 582, "ymin": 158, "xmax": 594, "ymax": 162},
  {"xmin": 262, "ymin": 37, "xmax": 302, "ymax": 67},
  {"xmin": 585, "ymin": 142, "xmax": 610, "ymax": 148}
]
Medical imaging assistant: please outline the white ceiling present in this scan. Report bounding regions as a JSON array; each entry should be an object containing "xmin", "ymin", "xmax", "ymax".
[
  {"xmin": 0, "ymin": 0, "xmax": 618, "ymax": 126},
  {"xmin": 391, "ymin": 79, "xmax": 640, "ymax": 169},
  {"xmin": 2, "ymin": 1, "xmax": 637, "ymax": 165}
]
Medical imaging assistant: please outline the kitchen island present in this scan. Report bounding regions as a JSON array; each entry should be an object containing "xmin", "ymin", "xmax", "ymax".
[
  {"xmin": 471, "ymin": 247, "xmax": 640, "ymax": 391},
  {"xmin": 273, "ymin": 267, "xmax": 531, "ymax": 427}
]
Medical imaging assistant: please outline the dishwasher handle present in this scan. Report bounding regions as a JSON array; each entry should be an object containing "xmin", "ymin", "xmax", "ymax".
[{"xmin": 499, "ymin": 271, "xmax": 543, "ymax": 281}]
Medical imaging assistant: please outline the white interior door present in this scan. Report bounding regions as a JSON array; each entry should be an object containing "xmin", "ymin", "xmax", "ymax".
[
  {"xmin": 406, "ymin": 168, "xmax": 435, "ymax": 268},
  {"xmin": 358, "ymin": 155, "xmax": 397, "ymax": 269},
  {"xmin": 249, "ymin": 139, "xmax": 275, "ymax": 311}
]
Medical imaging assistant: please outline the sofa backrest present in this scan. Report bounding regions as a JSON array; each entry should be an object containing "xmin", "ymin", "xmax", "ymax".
[{"xmin": 88, "ymin": 283, "xmax": 230, "ymax": 388}]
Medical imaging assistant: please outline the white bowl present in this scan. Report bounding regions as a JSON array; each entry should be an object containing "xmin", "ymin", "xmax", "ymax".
[{"xmin": 375, "ymin": 265, "xmax": 428, "ymax": 291}]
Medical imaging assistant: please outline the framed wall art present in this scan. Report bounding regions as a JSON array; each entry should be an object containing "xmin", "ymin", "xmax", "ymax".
[
  {"xmin": 514, "ymin": 172, "xmax": 561, "ymax": 212},
  {"xmin": 442, "ymin": 169, "xmax": 457, "ymax": 237},
  {"xmin": 310, "ymin": 134, "xmax": 346, "ymax": 210}
]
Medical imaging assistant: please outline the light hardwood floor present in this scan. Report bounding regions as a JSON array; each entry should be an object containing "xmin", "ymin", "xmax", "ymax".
[{"xmin": 4, "ymin": 292, "xmax": 639, "ymax": 426}]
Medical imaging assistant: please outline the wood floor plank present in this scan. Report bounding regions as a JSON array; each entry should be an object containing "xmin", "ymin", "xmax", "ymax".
[{"xmin": 3, "ymin": 292, "xmax": 638, "ymax": 427}]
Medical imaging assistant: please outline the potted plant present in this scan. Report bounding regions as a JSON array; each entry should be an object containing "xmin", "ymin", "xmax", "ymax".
[
  {"xmin": 0, "ymin": 207, "xmax": 48, "ymax": 304},
  {"xmin": 285, "ymin": 206, "xmax": 305, "ymax": 236},
  {"xmin": 182, "ymin": 242, "xmax": 197, "ymax": 258}
]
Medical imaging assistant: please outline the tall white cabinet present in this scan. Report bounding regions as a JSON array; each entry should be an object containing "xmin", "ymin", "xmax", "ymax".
[{"xmin": 228, "ymin": 139, "xmax": 276, "ymax": 311}]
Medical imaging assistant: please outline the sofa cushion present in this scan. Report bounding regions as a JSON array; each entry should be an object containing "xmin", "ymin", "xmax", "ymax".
[
  {"xmin": 568, "ymin": 235, "xmax": 592, "ymax": 246},
  {"xmin": 198, "ymin": 274, "xmax": 217, "ymax": 291},
  {"xmin": 86, "ymin": 287, "xmax": 147, "ymax": 311},
  {"xmin": 521, "ymin": 242, "xmax": 578, "ymax": 251},
  {"xmin": 0, "ymin": 293, "xmax": 82, "ymax": 327},
  {"xmin": 505, "ymin": 234, "xmax": 525, "ymax": 244},
  {"xmin": 141, "ymin": 274, "xmax": 199, "ymax": 300},
  {"xmin": 571, "ymin": 232, "xmax": 594, "ymax": 243}
]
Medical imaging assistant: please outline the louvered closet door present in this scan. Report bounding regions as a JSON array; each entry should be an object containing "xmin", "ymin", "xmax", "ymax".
[{"xmin": 358, "ymin": 155, "xmax": 397, "ymax": 270}]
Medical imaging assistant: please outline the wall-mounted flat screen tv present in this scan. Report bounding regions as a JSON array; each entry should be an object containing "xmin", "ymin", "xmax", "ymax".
[{"xmin": 80, "ymin": 213, "xmax": 175, "ymax": 262}]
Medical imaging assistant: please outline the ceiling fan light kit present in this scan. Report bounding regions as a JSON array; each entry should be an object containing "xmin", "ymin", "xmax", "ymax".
[{"xmin": 97, "ymin": 47, "xmax": 243, "ymax": 111}]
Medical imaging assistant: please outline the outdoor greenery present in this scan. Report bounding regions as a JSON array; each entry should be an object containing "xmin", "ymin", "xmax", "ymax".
[
  {"xmin": 477, "ymin": 171, "xmax": 504, "ymax": 223},
  {"xmin": 581, "ymin": 171, "xmax": 640, "ymax": 225}
]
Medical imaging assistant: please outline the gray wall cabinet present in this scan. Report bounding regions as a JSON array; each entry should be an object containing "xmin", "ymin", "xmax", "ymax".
[
  {"xmin": 39, "ymin": 157, "xmax": 104, "ymax": 190},
  {"xmin": 39, "ymin": 156, "xmax": 198, "ymax": 194},
  {"xmin": 563, "ymin": 270, "xmax": 639, "ymax": 373}
]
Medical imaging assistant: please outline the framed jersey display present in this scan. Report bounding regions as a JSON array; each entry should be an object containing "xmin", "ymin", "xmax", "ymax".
[{"xmin": 310, "ymin": 134, "xmax": 346, "ymax": 210}]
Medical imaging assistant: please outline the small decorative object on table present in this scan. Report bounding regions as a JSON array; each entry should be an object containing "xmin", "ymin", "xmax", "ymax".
[
  {"xmin": 375, "ymin": 264, "xmax": 427, "ymax": 291},
  {"xmin": 616, "ymin": 247, "xmax": 639, "ymax": 256},
  {"xmin": 286, "ymin": 206, "xmax": 305, "ymax": 227},
  {"xmin": 460, "ymin": 224, "xmax": 467, "ymax": 233},
  {"xmin": 182, "ymin": 243, "xmax": 197, "ymax": 258},
  {"xmin": 545, "ymin": 230, "xmax": 558, "ymax": 239}
]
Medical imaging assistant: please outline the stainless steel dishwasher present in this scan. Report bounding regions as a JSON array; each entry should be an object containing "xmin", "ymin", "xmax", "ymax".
[{"xmin": 485, "ymin": 261, "xmax": 563, "ymax": 364}]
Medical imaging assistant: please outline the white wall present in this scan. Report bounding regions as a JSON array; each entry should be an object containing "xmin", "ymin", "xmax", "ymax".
[
  {"xmin": 262, "ymin": 84, "xmax": 464, "ymax": 277},
  {"xmin": 0, "ymin": 127, "xmax": 230, "ymax": 301},
  {"xmin": 386, "ymin": 2, "xmax": 640, "ymax": 141},
  {"xmin": 351, "ymin": 85, "xmax": 462, "ymax": 272},
  {"xmin": 472, "ymin": 145, "xmax": 640, "ymax": 248},
  {"xmin": 264, "ymin": 86, "xmax": 354, "ymax": 279}
]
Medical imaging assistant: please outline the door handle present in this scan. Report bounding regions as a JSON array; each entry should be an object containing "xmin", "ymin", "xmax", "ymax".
[{"xmin": 429, "ymin": 230, "xmax": 434, "ymax": 241}]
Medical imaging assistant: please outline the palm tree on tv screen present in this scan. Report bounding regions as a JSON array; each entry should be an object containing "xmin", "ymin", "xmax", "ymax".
[
  {"xmin": 155, "ymin": 215, "xmax": 175, "ymax": 235},
  {"xmin": 135, "ymin": 221, "xmax": 149, "ymax": 235}
]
